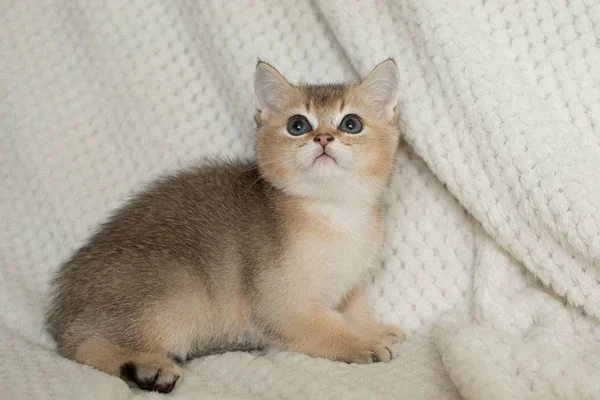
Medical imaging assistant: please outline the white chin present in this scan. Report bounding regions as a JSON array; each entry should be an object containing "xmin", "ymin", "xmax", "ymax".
[
  {"xmin": 314, "ymin": 154, "xmax": 336, "ymax": 165},
  {"xmin": 310, "ymin": 156, "xmax": 340, "ymax": 178}
]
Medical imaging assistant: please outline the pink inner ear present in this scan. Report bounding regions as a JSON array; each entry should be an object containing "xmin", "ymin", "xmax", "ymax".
[
  {"xmin": 360, "ymin": 61, "xmax": 399, "ymax": 116},
  {"xmin": 254, "ymin": 63, "xmax": 292, "ymax": 115}
]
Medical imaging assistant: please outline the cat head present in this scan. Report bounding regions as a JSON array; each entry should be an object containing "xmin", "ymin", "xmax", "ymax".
[{"xmin": 254, "ymin": 60, "xmax": 400, "ymax": 202}]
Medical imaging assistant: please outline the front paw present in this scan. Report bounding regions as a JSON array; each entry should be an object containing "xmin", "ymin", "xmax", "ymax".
[
  {"xmin": 342, "ymin": 340, "xmax": 395, "ymax": 364},
  {"xmin": 346, "ymin": 324, "xmax": 406, "ymax": 364}
]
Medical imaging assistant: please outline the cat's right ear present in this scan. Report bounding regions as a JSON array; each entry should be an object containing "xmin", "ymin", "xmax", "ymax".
[{"xmin": 254, "ymin": 61, "xmax": 292, "ymax": 117}]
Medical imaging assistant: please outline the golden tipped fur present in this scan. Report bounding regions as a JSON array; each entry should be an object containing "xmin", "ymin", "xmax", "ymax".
[{"xmin": 46, "ymin": 60, "xmax": 405, "ymax": 393}]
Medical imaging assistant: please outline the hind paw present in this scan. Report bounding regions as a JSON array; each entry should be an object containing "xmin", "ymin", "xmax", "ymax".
[{"xmin": 120, "ymin": 356, "xmax": 182, "ymax": 393}]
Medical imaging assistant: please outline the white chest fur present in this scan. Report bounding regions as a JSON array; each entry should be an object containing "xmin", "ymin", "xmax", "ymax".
[{"xmin": 286, "ymin": 200, "xmax": 383, "ymax": 308}]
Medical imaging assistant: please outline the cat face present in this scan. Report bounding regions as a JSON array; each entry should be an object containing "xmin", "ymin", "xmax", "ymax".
[{"xmin": 254, "ymin": 60, "xmax": 400, "ymax": 201}]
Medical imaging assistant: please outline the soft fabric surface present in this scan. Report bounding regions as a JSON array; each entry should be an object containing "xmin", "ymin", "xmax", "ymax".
[{"xmin": 1, "ymin": 0, "xmax": 599, "ymax": 399}]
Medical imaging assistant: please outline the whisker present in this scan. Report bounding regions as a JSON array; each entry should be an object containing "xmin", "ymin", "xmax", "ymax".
[{"xmin": 237, "ymin": 165, "xmax": 259, "ymax": 174}]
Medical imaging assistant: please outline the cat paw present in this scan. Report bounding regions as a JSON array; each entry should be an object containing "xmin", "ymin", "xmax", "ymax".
[
  {"xmin": 347, "ymin": 324, "xmax": 405, "ymax": 364},
  {"xmin": 342, "ymin": 341, "xmax": 395, "ymax": 364},
  {"xmin": 120, "ymin": 357, "xmax": 182, "ymax": 393}
]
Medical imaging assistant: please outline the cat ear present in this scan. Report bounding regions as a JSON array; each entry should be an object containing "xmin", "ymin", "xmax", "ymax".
[
  {"xmin": 359, "ymin": 59, "xmax": 399, "ymax": 120},
  {"xmin": 254, "ymin": 61, "xmax": 293, "ymax": 116}
]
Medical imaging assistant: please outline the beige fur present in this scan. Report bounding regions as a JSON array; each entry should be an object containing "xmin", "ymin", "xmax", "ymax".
[{"xmin": 46, "ymin": 60, "xmax": 405, "ymax": 393}]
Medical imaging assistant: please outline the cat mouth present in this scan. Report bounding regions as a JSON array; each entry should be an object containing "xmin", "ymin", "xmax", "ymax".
[{"xmin": 313, "ymin": 152, "xmax": 337, "ymax": 165}]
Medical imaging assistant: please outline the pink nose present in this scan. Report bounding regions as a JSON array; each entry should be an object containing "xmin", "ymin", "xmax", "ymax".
[{"xmin": 314, "ymin": 134, "xmax": 334, "ymax": 148}]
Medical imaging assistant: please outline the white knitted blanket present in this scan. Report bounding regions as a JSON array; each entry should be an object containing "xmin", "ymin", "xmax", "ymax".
[{"xmin": 2, "ymin": 1, "xmax": 599, "ymax": 399}]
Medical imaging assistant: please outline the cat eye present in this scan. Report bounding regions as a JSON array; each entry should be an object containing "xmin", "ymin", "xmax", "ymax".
[
  {"xmin": 339, "ymin": 114, "xmax": 363, "ymax": 134},
  {"xmin": 287, "ymin": 115, "xmax": 312, "ymax": 136}
]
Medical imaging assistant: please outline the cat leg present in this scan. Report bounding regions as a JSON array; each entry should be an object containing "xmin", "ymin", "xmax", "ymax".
[
  {"xmin": 266, "ymin": 305, "xmax": 396, "ymax": 364},
  {"xmin": 72, "ymin": 338, "xmax": 182, "ymax": 393},
  {"xmin": 337, "ymin": 287, "xmax": 406, "ymax": 358}
]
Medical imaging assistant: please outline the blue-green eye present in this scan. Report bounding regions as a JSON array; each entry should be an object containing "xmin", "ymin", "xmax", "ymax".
[
  {"xmin": 339, "ymin": 114, "xmax": 363, "ymax": 134},
  {"xmin": 287, "ymin": 115, "xmax": 311, "ymax": 136}
]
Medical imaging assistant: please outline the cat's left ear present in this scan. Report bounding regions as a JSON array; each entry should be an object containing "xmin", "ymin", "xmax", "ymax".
[
  {"xmin": 254, "ymin": 61, "xmax": 293, "ymax": 117},
  {"xmin": 359, "ymin": 59, "xmax": 399, "ymax": 120}
]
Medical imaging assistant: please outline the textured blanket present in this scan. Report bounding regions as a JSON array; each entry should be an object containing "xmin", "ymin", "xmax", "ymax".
[{"xmin": 2, "ymin": 0, "xmax": 599, "ymax": 399}]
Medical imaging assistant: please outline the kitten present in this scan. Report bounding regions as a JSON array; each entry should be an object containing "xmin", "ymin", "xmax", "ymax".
[{"xmin": 46, "ymin": 60, "xmax": 405, "ymax": 393}]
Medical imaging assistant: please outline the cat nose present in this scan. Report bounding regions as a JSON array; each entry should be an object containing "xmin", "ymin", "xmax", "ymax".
[{"xmin": 314, "ymin": 134, "xmax": 334, "ymax": 148}]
